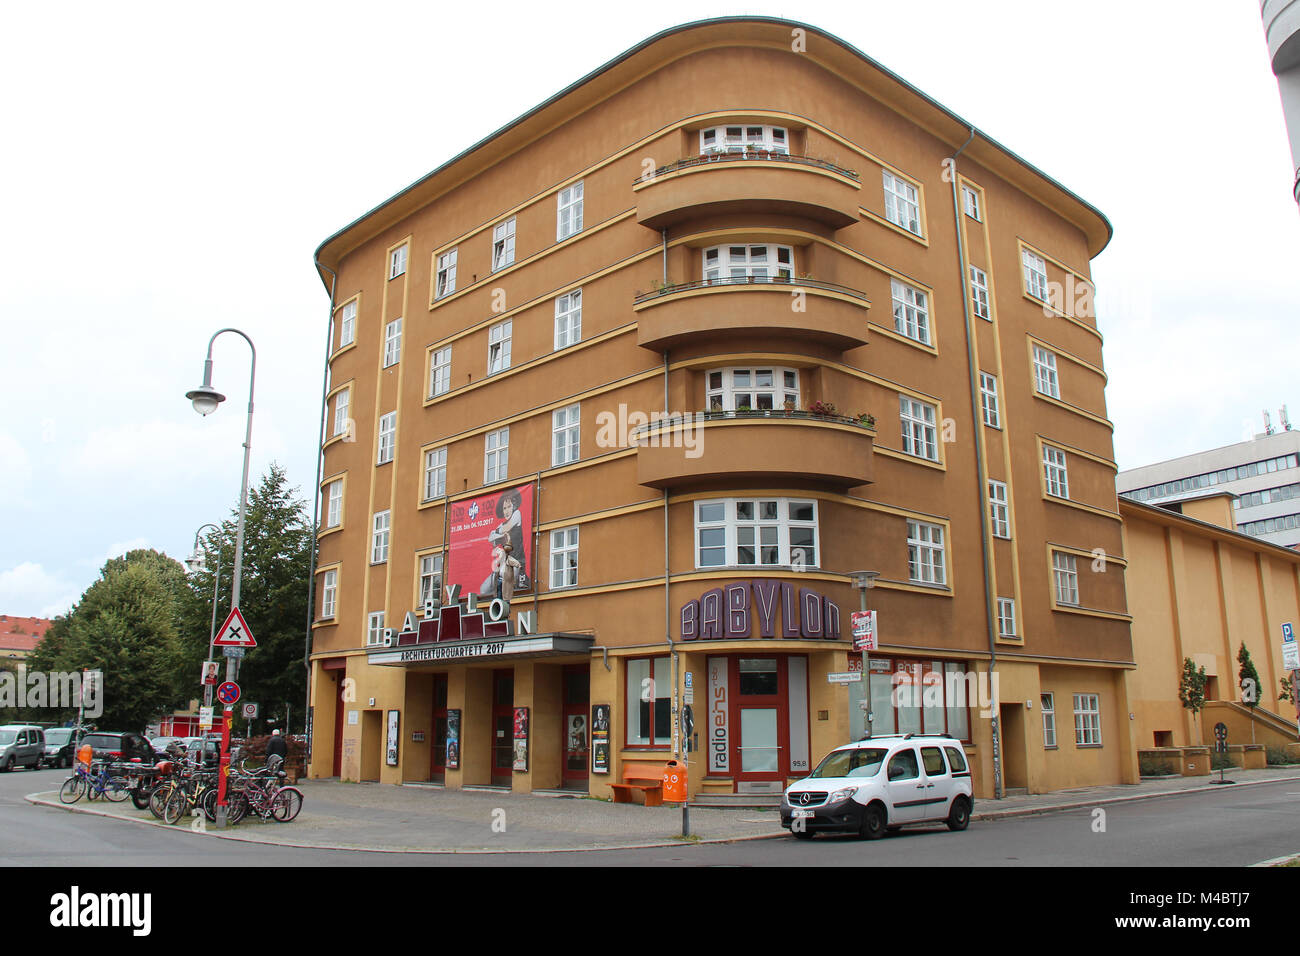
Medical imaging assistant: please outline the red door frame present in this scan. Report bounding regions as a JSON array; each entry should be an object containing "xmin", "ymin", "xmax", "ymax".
[
  {"xmin": 491, "ymin": 669, "xmax": 514, "ymax": 785},
  {"xmin": 728, "ymin": 655, "xmax": 791, "ymax": 786},
  {"xmin": 561, "ymin": 664, "xmax": 590, "ymax": 786},
  {"xmin": 332, "ymin": 672, "xmax": 344, "ymax": 778}
]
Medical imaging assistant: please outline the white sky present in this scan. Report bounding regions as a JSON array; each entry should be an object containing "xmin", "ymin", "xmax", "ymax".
[{"xmin": 2, "ymin": 0, "xmax": 1297, "ymax": 618}]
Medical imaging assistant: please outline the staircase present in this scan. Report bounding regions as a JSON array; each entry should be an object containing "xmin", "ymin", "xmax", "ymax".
[{"xmin": 1200, "ymin": 700, "xmax": 1299, "ymax": 749}]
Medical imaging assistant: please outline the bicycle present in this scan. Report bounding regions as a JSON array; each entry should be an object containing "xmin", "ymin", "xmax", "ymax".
[{"xmin": 58, "ymin": 762, "xmax": 132, "ymax": 804}]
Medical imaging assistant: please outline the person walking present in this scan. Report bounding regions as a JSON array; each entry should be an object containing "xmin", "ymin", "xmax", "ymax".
[{"xmin": 266, "ymin": 728, "xmax": 288, "ymax": 770}]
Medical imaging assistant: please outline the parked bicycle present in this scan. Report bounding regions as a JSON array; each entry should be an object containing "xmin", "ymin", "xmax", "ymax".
[{"xmin": 58, "ymin": 761, "xmax": 133, "ymax": 804}]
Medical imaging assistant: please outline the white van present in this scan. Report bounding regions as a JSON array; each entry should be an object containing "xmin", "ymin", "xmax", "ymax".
[
  {"xmin": 781, "ymin": 733, "xmax": 973, "ymax": 840},
  {"xmin": 0, "ymin": 725, "xmax": 47, "ymax": 771}
]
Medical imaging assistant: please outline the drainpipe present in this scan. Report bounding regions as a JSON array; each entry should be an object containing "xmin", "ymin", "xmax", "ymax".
[
  {"xmin": 948, "ymin": 128, "xmax": 1003, "ymax": 800},
  {"xmin": 662, "ymin": 344, "xmax": 687, "ymax": 834}
]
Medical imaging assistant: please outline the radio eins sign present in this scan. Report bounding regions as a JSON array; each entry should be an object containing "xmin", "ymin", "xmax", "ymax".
[{"xmin": 680, "ymin": 580, "xmax": 842, "ymax": 641}]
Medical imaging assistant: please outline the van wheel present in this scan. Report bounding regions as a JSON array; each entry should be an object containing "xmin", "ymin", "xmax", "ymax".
[
  {"xmin": 33, "ymin": 756, "xmax": 42, "ymax": 771},
  {"xmin": 946, "ymin": 796, "xmax": 971, "ymax": 831},
  {"xmin": 859, "ymin": 803, "xmax": 886, "ymax": 840},
  {"xmin": 2, "ymin": 756, "xmax": 13, "ymax": 772}
]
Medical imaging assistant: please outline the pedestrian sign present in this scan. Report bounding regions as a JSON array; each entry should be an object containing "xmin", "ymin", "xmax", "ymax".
[{"xmin": 213, "ymin": 607, "xmax": 257, "ymax": 648}]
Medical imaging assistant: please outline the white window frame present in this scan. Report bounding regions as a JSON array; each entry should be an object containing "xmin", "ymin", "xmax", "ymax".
[
  {"xmin": 1041, "ymin": 692, "xmax": 1057, "ymax": 748},
  {"xmin": 706, "ymin": 367, "xmax": 800, "ymax": 412},
  {"xmin": 377, "ymin": 411, "xmax": 396, "ymax": 465},
  {"xmin": 969, "ymin": 265, "xmax": 990, "ymax": 320},
  {"xmin": 906, "ymin": 519, "xmax": 946, "ymax": 586},
  {"xmin": 557, "ymin": 182, "xmax": 584, "ymax": 240},
  {"xmin": 693, "ymin": 498, "xmax": 818, "ymax": 570},
  {"xmin": 1073, "ymin": 693, "xmax": 1101, "ymax": 746},
  {"xmin": 998, "ymin": 598, "xmax": 1017, "ymax": 639},
  {"xmin": 554, "ymin": 290, "xmax": 582, "ymax": 350},
  {"xmin": 699, "ymin": 124, "xmax": 788, "ymax": 154},
  {"xmin": 988, "ymin": 479, "xmax": 1010, "ymax": 539},
  {"xmin": 339, "ymin": 300, "xmax": 357, "ymax": 348},
  {"xmin": 423, "ymin": 447, "xmax": 447, "ymax": 501},
  {"xmin": 552, "ymin": 404, "xmax": 580, "ymax": 467},
  {"xmin": 367, "ymin": 611, "xmax": 386, "ymax": 647},
  {"xmin": 702, "ymin": 244, "xmax": 793, "ymax": 284},
  {"xmin": 1023, "ymin": 249, "xmax": 1048, "ymax": 300},
  {"xmin": 325, "ymin": 480, "xmax": 343, "ymax": 529},
  {"xmin": 429, "ymin": 346, "xmax": 451, "ymax": 398},
  {"xmin": 1053, "ymin": 551, "xmax": 1079, "ymax": 606},
  {"xmin": 900, "ymin": 395, "xmax": 939, "ymax": 462},
  {"xmin": 550, "ymin": 526, "xmax": 579, "ymax": 590},
  {"xmin": 372, "ymin": 511, "xmax": 391, "ymax": 564},
  {"xmin": 487, "ymin": 319, "xmax": 512, "ymax": 375},
  {"xmin": 435, "ymin": 248, "xmax": 457, "ymax": 299},
  {"xmin": 321, "ymin": 569, "xmax": 337, "ymax": 619},
  {"xmin": 882, "ymin": 170, "xmax": 922, "ymax": 235},
  {"xmin": 492, "ymin": 217, "xmax": 516, "ymax": 272},
  {"xmin": 1032, "ymin": 346, "xmax": 1060, "ymax": 398},
  {"xmin": 419, "ymin": 553, "xmax": 443, "ymax": 609},
  {"xmin": 962, "ymin": 185, "xmax": 981, "ymax": 221},
  {"xmin": 484, "ymin": 427, "xmax": 509, "ymax": 484},
  {"xmin": 332, "ymin": 388, "xmax": 351, "ymax": 439},
  {"xmin": 389, "ymin": 244, "xmax": 408, "ymax": 280},
  {"xmin": 1043, "ymin": 445, "xmax": 1070, "ymax": 499},
  {"xmin": 979, "ymin": 372, "xmax": 1000, "ymax": 428},
  {"xmin": 384, "ymin": 318, "xmax": 402, "ymax": 368},
  {"xmin": 890, "ymin": 278, "xmax": 931, "ymax": 345}
]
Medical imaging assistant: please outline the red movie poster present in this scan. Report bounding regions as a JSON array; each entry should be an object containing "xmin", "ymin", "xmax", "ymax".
[{"xmin": 447, "ymin": 481, "xmax": 535, "ymax": 599}]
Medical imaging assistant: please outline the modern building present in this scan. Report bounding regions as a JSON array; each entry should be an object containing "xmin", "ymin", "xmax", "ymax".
[
  {"xmin": 1262, "ymin": 0, "xmax": 1300, "ymax": 205},
  {"xmin": 1117, "ymin": 427, "xmax": 1300, "ymax": 549},
  {"xmin": 306, "ymin": 17, "xmax": 1135, "ymax": 801},
  {"xmin": 0, "ymin": 615, "xmax": 50, "ymax": 660}
]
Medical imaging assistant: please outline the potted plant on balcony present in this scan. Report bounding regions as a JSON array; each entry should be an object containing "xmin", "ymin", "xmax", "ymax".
[
  {"xmin": 856, "ymin": 412, "xmax": 876, "ymax": 429},
  {"xmin": 782, "ymin": 399, "xmax": 796, "ymax": 417},
  {"xmin": 807, "ymin": 400, "xmax": 837, "ymax": 419}
]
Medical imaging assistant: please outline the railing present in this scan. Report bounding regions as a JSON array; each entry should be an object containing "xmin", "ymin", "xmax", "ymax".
[
  {"xmin": 629, "ymin": 408, "xmax": 876, "ymax": 442},
  {"xmin": 635, "ymin": 150, "xmax": 860, "ymax": 184},
  {"xmin": 633, "ymin": 274, "xmax": 870, "ymax": 305}
]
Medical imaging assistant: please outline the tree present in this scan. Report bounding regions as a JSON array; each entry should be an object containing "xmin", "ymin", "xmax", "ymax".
[
  {"xmin": 1179, "ymin": 657, "xmax": 1208, "ymax": 743},
  {"xmin": 1238, "ymin": 643, "xmax": 1263, "ymax": 744}
]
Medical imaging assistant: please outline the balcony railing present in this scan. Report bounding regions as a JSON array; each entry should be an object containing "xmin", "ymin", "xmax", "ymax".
[
  {"xmin": 633, "ymin": 275, "xmax": 870, "ymax": 306},
  {"xmin": 630, "ymin": 408, "xmax": 876, "ymax": 443},
  {"xmin": 635, "ymin": 150, "xmax": 860, "ymax": 184}
]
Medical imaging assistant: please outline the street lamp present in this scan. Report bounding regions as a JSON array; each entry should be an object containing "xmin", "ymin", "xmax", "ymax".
[
  {"xmin": 185, "ymin": 328, "xmax": 256, "ymax": 829},
  {"xmin": 850, "ymin": 570, "xmax": 879, "ymax": 739},
  {"xmin": 187, "ymin": 523, "xmax": 223, "ymax": 711}
]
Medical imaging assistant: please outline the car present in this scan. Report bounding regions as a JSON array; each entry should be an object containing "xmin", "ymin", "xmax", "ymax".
[
  {"xmin": 0, "ymin": 725, "xmax": 46, "ymax": 771},
  {"xmin": 42, "ymin": 727, "xmax": 79, "ymax": 769},
  {"xmin": 781, "ymin": 733, "xmax": 973, "ymax": 840},
  {"xmin": 76, "ymin": 732, "xmax": 156, "ymax": 766}
]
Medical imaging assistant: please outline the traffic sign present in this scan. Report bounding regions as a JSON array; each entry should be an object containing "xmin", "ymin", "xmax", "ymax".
[
  {"xmin": 242, "ymin": 702, "xmax": 259, "ymax": 719},
  {"xmin": 217, "ymin": 681, "xmax": 241, "ymax": 706},
  {"xmin": 222, "ymin": 646, "xmax": 245, "ymax": 660},
  {"xmin": 1284, "ymin": 622, "xmax": 1295, "ymax": 643},
  {"xmin": 1213, "ymin": 721, "xmax": 1228, "ymax": 752},
  {"xmin": 213, "ymin": 607, "xmax": 257, "ymax": 648},
  {"xmin": 1284, "ymin": 622, "xmax": 1300, "ymax": 670}
]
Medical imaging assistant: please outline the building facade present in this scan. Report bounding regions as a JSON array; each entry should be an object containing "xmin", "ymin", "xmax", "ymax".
[
  {"xmin": 307, "ymin": 18, "xmax": 1135, "ymax": 800},
  {"xmin": 0, "ymin": 616, "xmax": 49, "ymax": 661}
]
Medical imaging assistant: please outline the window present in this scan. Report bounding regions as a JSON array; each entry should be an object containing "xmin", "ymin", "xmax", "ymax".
[
  {"xmin": 979, "ymin": 372, "xmax": 1000, "ymax": 428},
  {"xmin": 1032, "ymin": 346, "xmax": 1060, "ymax": 398},
  {"xmin": 702, "ymin": 244, "xmax": 793, "ymax": 284},
  {"xmin": 998, "ymin": 598, "xmax": 1017, "ymax": 639},
  {"xmin": 377, "ymin": 412, "xmax": 396, "ymax": 465},
  {"xmin": 367, "ymin": 611, "xmax": 386, "ymax": 647},
  {"xmin": 969, "ymin": 266, "xmax": 990, "ymax": 320},
  {"xmin": 962, "ymin": 185, "xmax": 981, "ymax": 221},
  {"xmin": 890, "ymin": 279, "xmax": 931, "ymax": 345},
  {"xmin": 557, "ymin": 182, "xmax": 583, "ymax": 240},
  {"xmin": 321, "ymin": 570, "xmax": 337, "ymax": 619},
  {"xmin": 384, "ymin": 318, "xmax": 402, "ymax": 367},
  {"xmin": 907, "ymin": 519, "xmax": 946, "ymax": 585},
  {"xmin": 1073, "ymin": 693, "xmax": 1101, "ymax": 745},
  {"xmin": 372, "ymin": 511, "xmax": 390, "ymax": 564},
  {"xmin": 1043, "ymin": 445, "xmax": 1069, "ymax": 499},
  {"xmin": 484, "ymin": 427, "xmax": 509, "ymax": 484},
  {"xmin": 332, "ymin": 388, "xmax": 351, "ymax": 439},
  {"xmin": 325, "ymin": 480, "xmax": 343, "ymax": 528},
  {"xmin": 1022, "ymin": 249, "xmax": 1048, "ymax": 300},
  {"xmin": 487, "ymin": 319, "xmax": 512, "ymax": 374},
  {"xmin": 694, "ymin": 498, "xmax": 818, "ymax": 569},
  {"xmin": 552, "ymin": 404, "xmax": 580, "ymax": 466},
  {"xmin": 882, "ymin": 170, "xmax": 921, "ymax": 235},
  {"xmin": 706, "ymin": 367, "xmax": 799, "ymax": 412},
  {"xmin": 1053, "ymin": 551, "xmax": 1079, "ymax": 606},
  {"xmin": 988, "ymin": 480, "xmax": 1010, "ymax": 538},
  {"xmin": 423, "ymin": 447, "xmax": 446, "ymax": 501},
  {"xmin": 429, "ymin": 346, "xmax": 451, "ymax": 398},
  {"xmin": 699, "ymin": 125, "xmax": 788, "ymax": 154},
  {"xmin": 492, "ymin": 218, "xmax": 516, "ymax": 271},
  {"xmin": 554, "ymin": 290, "xmax": 582, "ymax": 349},
  {"xmin": 339, "ymin": 300, "xmax": 357, "ymax": 348},
  {"xmin": 899, "ymin": 395, "xmax": 939, "ymax": 462},
  {"xmin": 435, "ymin": 248, "xmax": 457, "ymax": 299},
  {"xmin": 389, "ymin": 245, "xmax": 408, "ymax": 280},
  {"xmin": 1041, "ymin": 692, "xmax": 1057, "ymax": 748},
  {"xmin": 626, "ymin": 657, "xmax": 671, "ymax": 746},
  {"xmin": 550, "ymin": 526, "xmax": 579, "ymax": 589},
  {"xmin": 419, "ymin": 553, "xmax": 443, "ymax": 609}
]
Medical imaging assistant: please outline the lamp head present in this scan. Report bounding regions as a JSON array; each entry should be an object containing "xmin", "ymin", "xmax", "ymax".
[
  {"xmin": 185, "ymin": 385, "xmax": 225, "ymax": 417},
  {"xmin": 185, "ymin": 550, "xmax": 206, "ymax": 573},
  {"xmin": 850, "ymin": 570, "xmax": 880, "ymax": 591}
]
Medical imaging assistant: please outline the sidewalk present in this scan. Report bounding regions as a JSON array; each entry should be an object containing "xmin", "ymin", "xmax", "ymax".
[{"xmin": 27, "ymin": 765, "xmax": 1300, "ymax": 853}]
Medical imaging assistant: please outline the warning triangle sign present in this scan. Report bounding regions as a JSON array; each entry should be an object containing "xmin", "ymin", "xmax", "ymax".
[{"xmin": 213, "ymin": 607, "xmax": 257, "ymax": 648}]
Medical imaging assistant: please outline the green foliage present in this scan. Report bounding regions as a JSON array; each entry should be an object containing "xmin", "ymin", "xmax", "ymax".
[
  {"xmin": 1266, "ymin": 745, "xmax": 1300, "ymax": 766},
  {"xmin": 1210, "ymin": 751, "xmax": 1233, "ymax": 771},
  {"xmin": 1178, "ymin": 658, "xmax": 1207, "ymax": 716},
  {"xmin": 1280, "ymin": 678, "xmax": 1296, "ymax": 706},
  {"xmin": 1237, "ymin": 643, "xmax": 1262, "ymax": 709},
  {"xmin": 1138, "ymin": 755, "xmax": 1176, "ymax": 776}
]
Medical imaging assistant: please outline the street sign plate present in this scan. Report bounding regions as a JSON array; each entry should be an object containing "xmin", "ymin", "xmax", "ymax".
[
  {"xmin": 217, "ymin": 681, "xmax": 241, "ymax": 706},
  {"xmin": 1284, "ymin": 622, "xmax": 1295, "ymax": 643},
  {"xmin": 827, "ymin": 672, "xmax": 862, "ymax": 683},
  {"xmin": 198, "ymin": 706, "xmax": 214, "ymax": 729},
  {"xmin": 1284, "ymin": 641, "xmax": 1300, "ymax": 671},
  {"xmin": 222, "ymin": 646, "xmax": 245, "ymax": 659},
  {"xmin": 242, "ymin": 702, "xmax": 259, "ymax": 719},
  {"xmin": 214, "ymin": 607, "xmax": 257, "ymax": 648}
]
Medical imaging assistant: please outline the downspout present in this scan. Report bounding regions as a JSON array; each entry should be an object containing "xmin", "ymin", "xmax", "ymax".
[
  {"xmin": 663, "ymin": 346, "xmax": 675, "ymax": 758},
  {"xmin": 948, "ymin": 128, "xmax": 1003, "ymax": 800}
]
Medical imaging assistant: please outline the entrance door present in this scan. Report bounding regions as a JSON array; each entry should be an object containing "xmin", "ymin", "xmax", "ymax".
[
  {"xmin": 492, "ymin": 669, "xmax": 513, "ymax": 787},
  {"xmin": 430, "ymin": 674, "xmax": 449, "ymax": 783},
  {"xmin": 561, "ymin": 665, "xmax": 590, "ymax": 789},
  {"xmin": 332, "ymin": 671, "xmax": 344, "ymax": 778},
  {"xmin": 732, "ymin": 658, "xmax": 788, "ymax": 789}
]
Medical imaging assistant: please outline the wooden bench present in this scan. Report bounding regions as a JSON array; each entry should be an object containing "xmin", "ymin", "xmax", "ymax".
[{"xmin": 609, "ymin": 764, "xmax": 665, "ymax": 806}]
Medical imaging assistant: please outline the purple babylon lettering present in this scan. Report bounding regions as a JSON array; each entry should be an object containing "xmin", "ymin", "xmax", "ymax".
[
  {"xmin": 700, "ymin": 588, "xmax": 723, "ymax": 639},
  {"xmin": 799, "ymin": 588, "xmax": 824, "ymax": 638},
  {"xmin": 780, "ymin": 582, "xmax": 800, "ymax": 638},
  {"xmin": 724, "ymin": 583, "xmax": 749, "ymax": 638},
  {"xmin": 824, "ymin": 598, "xmax": 840, "ymax": 639},
  {"xmin": 680, "ymin": 600, "xmax": 699, "ymax": 641},
  {"xmin": 751, "ymin": 579, "xmax": 779, "ymax": 637}
]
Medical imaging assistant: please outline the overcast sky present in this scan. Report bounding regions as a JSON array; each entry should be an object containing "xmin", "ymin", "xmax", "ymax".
[{"xmin": 2, "ymin": 0, "xmax": 1297, "ymax": 619}]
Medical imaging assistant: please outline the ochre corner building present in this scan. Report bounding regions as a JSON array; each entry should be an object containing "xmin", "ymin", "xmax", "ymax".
[{"xmin": 306, "ymin": 17, "xmax": 1135, "ymax": 800}]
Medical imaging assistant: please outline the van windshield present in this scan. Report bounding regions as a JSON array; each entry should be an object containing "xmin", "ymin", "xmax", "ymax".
[
  {"xmin": 0, "ymin": 731, "xmax": 16, "ymax": 745},
  {"xmin": 809, "ymin": 748, "xmax": 888, "ymax": 778}
]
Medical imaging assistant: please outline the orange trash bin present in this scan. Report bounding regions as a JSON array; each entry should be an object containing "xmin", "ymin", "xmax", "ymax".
[{"xmin": 662, "ymin": 759, "xmax": 687, "ymax": 802}]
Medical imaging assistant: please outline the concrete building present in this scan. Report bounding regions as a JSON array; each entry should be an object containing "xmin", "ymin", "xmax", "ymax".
[
  {"xmin": 1262, "ymin": 0, "xmax": 1300, "ymax": 205},
  {"xmin": 306, "ymin": 17, "xmax": 1135, "ymax": 801},
  {"xmin": 1117, "ymin": 428, "xmax": 1300, "ymax": 550}
]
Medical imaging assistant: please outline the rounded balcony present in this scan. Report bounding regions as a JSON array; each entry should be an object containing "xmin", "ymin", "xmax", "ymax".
[
  {"xmin": 634, "ymin": 276, "xmax": 870, "ymax": 352},
  {"xmin": 632, "ymin": 410, "xmax": 875, "ymax": 489},
  {"xmin": 633, "ymin": 152, "xmax": 861, "ymax": 230}
]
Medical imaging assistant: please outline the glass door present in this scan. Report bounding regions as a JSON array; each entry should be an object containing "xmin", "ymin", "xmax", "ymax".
[
  {"xmin": 562, "ymin": 665, "xmax": 590, "ymax": 788},
  {"xmin": 430, "ymin": 674, "xmax": 448, "ymax": 783},
  {"xmin": 732, "ymin": 658, "xmax": 788, "ymax": 787},
  {"xmin": 492, "ymin": 669, "xmax": 513, "ymax": 787}
]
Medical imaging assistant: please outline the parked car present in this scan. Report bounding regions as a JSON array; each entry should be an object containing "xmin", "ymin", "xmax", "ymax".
[
  {"xmin": 781, "ymin": 733, "xmax": 973, "ymax": 840},
  {"xmin": 76, "ymin": 732, "xmax": 156, "ymax": 765},
  {"xmin": 42, "ymin": 727, "xmax": 79, "ymax": 769},
  {"xmin": 0, "ymin": 725, "xmax": 46, "ymax": 771}
]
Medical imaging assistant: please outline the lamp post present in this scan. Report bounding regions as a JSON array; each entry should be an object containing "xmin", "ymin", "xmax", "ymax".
[
  {"xmin": 186, "ymin": 523, "xmax": 223, "ymax": 712},
  {"xmin": 186, "ymin": 327, "xmax": 256, "ymax": 829},
  {"xmin": 850, "ymin": 570, "xmax": 879, "ymax": 739}
]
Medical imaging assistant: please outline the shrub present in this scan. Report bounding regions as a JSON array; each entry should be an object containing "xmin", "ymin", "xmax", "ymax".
[
  {"xmin": 1266, "ymin": 746, "xmax": 1299, "ymax": 766},
  {"xmin": 1138, "ymin": 755, "xmax": 1176, "ymax": 776}
]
